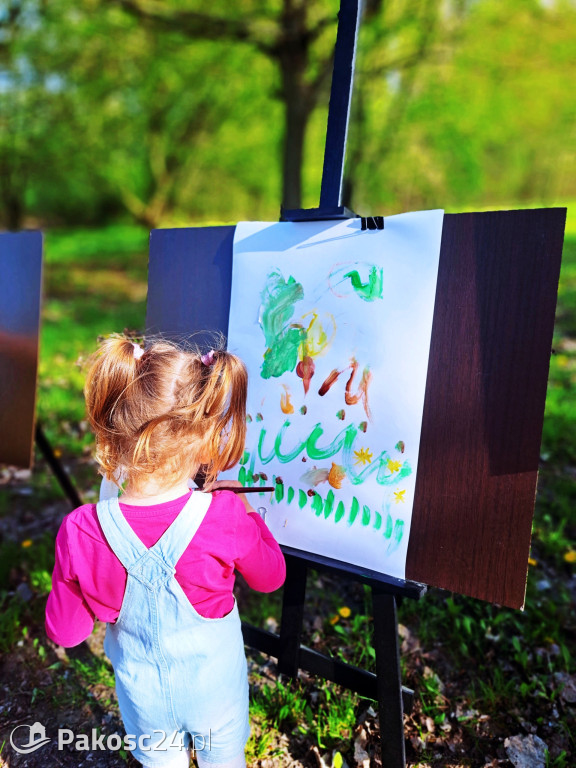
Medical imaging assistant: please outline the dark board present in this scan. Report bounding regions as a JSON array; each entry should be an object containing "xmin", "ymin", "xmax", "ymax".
[
  {"xmin": 147, "ymin": 210, "xmax": 565, "ymax": 608},
  {"xmin": 406, "ymin": 209, "xmax": 565, "ymax": 607},
  {"xmin": 0, "ymin": 231, "xmax": 43, "ymax": 468}
]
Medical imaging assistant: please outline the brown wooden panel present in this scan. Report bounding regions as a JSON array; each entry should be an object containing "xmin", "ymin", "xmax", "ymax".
[
  {"xmin": 0, "ymin": 231, "xmax": 43, "ymax": 468},
  {"xmin": 406, "ymin": 209, "xmax": 566, "ymax": 608}
]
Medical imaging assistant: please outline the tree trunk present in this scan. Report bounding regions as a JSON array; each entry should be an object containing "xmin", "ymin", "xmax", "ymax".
[
  {"xmin": 277, "ymin": 1, "xmax": 312, "ymax": 210},
  {"xmin": 281, "ymin": 84, "xmax": 310, "ymax": 210},
  {"xmin": 1, "ymin": 187, "xmax": 24, "ymax": 231}
]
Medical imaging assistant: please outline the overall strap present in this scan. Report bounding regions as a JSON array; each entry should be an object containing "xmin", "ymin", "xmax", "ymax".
[
  {"xmin": 99, "ymin": 470, "xmax": 125, "ymax": 502},
  {"xmin": 96, "ymin": 497, "xmax": 148, "ymax": 570},
  {"xmin": 151, "ymin": 491, "xmax": 212, "ymax": 568}
]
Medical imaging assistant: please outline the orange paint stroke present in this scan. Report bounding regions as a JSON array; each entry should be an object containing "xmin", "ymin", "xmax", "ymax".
[
  {"xmin": 280, "ymin": 386, "xmax": 295, "ymax": 414},
  {"xmin": 318, "ymin": 368, "xmax": 342, "ymax": 396},
  {"xmin": 328, "ymin": 462, "xmax": 346, "ymax": 489},
  {"xmin": 344, "ymin": 358, "xmax": 372, "ymax": 419}
]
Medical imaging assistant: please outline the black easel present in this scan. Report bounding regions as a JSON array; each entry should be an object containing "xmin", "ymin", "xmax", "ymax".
[
  {"xmin": 242, "ymin": 2, "xmax": 425, "ymax": 766},
  {"xmin": 35, "ymin": 423, "xmax": 83, "ymax": 509},
  {"xmin": 242, "ymin": 551, "xmax": 425, "ymax": 767}
]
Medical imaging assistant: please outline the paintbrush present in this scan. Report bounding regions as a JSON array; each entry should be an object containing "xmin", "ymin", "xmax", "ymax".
[
  {"xmin": 215, "ymin": 486, "xmax": 275, "ymax": 494},
  {"xmin": 193, "ymin": 468, "xmax": 274, "ymax": 494}
]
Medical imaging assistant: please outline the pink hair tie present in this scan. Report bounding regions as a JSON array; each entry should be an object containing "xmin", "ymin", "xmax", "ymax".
[
  {"xmin": 201, "ymin": 350, "xmax": 216, "ymax": 366},
  {"xmin": 132, "ymin": 343, "xmax": 144, "ymax": 360}
]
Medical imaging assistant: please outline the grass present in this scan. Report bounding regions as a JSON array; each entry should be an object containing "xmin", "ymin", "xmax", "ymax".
[
  {"xmin": 38, "ymin": 224, "xmax": 149, "ymax": 452},
  {"xmin": 0, "ymin": 210, "xmax": 575, "ymax": 766}
]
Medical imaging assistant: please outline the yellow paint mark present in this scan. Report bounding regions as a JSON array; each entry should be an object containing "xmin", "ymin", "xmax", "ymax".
[
  {"xmin": 300, "ymin": 311, "xmax": 336, "ymax": 358},
  {"xmin": 354, "ymin": 447, "xmax": 373, "ymax": 466},
  {"xmin": 393, "ymin": 490, "xmax": 406, "ymax": 504},
  {"xmin": 387, "ymin": 459, "xmax": 402, "ymax": 473},
  {"xmin": 328, "ymin": 462, "xmax": 346, "ymax": 489},
  {"xmin": 280, "ymin": 386, "xmax": 294, "ymax": 414}
]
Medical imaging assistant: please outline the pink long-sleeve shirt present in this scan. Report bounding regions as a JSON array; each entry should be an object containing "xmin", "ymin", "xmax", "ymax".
[{"xmin": 45, "ymin": 490, "xmax": 285, "ymax": 648}]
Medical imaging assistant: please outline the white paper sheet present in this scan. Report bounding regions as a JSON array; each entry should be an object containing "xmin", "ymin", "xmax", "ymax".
[{"xmin": 225, "ymin": 211, "xmax": 444, "ymax": 578}]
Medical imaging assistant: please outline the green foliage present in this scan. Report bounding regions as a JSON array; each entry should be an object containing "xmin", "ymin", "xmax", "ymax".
[
  {"xmin": 70, "ymin": 655, "xmax": 116, "ymax": 689},
  {"xmin": 350, "ymin": 1, "xmax": 576, "ymax": 213},
  {"xmin": 0, "ymin": 533, "xmax": 55, "ymax": 652},
  {"xmin": 36, "ymin": 224, "xmax": 148, "ymax": 451},
  {"xmin": 2, "ymin": 1, "xmax": 574, "ymax": 224},
  {"xmin": 314, "ymin": 686, "xmax": 357, "ymax": 749},
  {"xmin": 250, "ymin": 676, "xmax": 358, "ymax": 756},
  {"xmin": 542, "ymin": 235, "xmax": 576, "ymax": 464},
  {"xmin": 251, "ymin": 678, "xmax": 313, "ymax": 732},
  {"xmin": 0, "ymin": 592, "xmax": 26, "ymax": 652}
]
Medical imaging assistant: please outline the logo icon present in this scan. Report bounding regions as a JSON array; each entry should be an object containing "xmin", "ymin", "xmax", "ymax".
[{"xmin": 10, "ymin": 722, "xmax": 51, "ymax": 754}]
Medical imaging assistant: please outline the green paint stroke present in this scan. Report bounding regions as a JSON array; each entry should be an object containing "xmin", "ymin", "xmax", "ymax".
[
  {"xmin": 335, "ymin": 500, "xmax": 345, "ymax": 523},
  {"xmin": 348, "ymin": 496, "xmax": 360, "ymax": 526},
  {"xmin": 256, "ymin": 420, "xmax": 412, "ymax": 494},
  {"xmin": 307, "ymin": 423, "xmax": 355, "ymax": 461},
  {"xmin": 259, "ymin": 272, "xmax": 307, "ymax": 378},
  {"xmin": 238, "ymin": 465, "xmax": 247, "ymax": 485},
  {"xmin": 384, "ymin": 513, "xmax": 393, "ymax": 539},
  {"xmin": 343, "ymin": 266, "xmax": 383, "ymax": 302},
  {"xmin": 298, "ymin": 489, "xmax": 307, "ymax": 509},
  {"xmin": 312, "ymin": 493, "xmax": 323, "ymax": 516},
  {"xmin": 240, "ymin": 450, "xmax": 249, "ymax": 465},
  {"xmin": 373, "ymin": 511, "xmax": 382, "ymax": 530},
  {"xmin": 257, "ymin": 428, "xmax": 276, "ymax": 465},
  {"xmin": 275, "ymin": 481, "xmax": 285, "ymax": 503},
  {"xmin": 262, "ymin": 326, "xmax": 306, "ymax": 379},
  {"xmin": 274, "ymin": 420, "xmax": 307, "ymax": 463},
  {"xmin": 287, "ymin": 486, "xmax": 294, "ymax": 504},
  {"xmin": 362, "ymin": 505, "xmax": 370, "ymax": 526},
  {"xmin": 324, "ymin": 490, "xmax": 335, "ymax": 519},
  {"xmin": 386, "ymin": 520, "xmax": 405, "ymax": 554}
]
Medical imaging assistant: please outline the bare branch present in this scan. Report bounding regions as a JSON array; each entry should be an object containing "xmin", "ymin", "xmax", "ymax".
[{"xmin": 115, "ymin": 0, "xmax": 278, "ymax": 55}]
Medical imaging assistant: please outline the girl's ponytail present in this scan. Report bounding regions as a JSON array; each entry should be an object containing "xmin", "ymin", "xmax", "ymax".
[
  {"xmin": 199, "ymin": 350, "xmax": 248, "ymax": 487},
  {"xmin": 84, "ymin": 337, "xmax": 145, "ymax": 481},
  {"xmin": 85, "ymin": 337, "xmax": 142, "ymax": 433}
]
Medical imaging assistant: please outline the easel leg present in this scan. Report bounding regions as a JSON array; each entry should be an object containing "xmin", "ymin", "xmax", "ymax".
[
  {"xmin": 372, "ymin": 587, "xmax": 406, "ymax": 768},
  {"xmin": 277, "ymin": 554, "xmax": 307, "ymax": 678},
  {"xmin": 35, "ymin": 423, "xmax": 83, "ymax": 508}
]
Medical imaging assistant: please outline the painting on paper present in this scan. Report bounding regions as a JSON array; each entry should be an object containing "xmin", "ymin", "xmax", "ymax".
[{"xmin": 225, "ymin": 211, "xmax": 444, "ymax": 578}]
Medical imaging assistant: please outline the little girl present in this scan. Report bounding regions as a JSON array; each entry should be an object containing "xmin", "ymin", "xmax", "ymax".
[{"xmin": 46, "ymin": 336, "xmax": 286, "ymax": 768}]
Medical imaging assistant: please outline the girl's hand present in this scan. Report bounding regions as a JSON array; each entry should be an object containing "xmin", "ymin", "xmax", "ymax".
[{"xmin": 209, "ymin": 479, "xmax": 256, "ymax": 514}]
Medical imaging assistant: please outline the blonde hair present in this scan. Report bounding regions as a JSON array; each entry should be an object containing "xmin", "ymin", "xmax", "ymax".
[{"xmin": 84, "ymin": 335, "xmax": 247, "ymax": 492}]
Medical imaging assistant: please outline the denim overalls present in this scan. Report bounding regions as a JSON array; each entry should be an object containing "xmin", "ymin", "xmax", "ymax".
[{"xmin": 96, "ymin": 492, "xmax": 250, "ymax": 766}]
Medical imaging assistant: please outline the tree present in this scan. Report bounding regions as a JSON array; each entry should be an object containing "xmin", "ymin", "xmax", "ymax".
[
  {"xmin": 1, "ymin": 0, "xmax": 277, "ymax": 227},
  {"xmin": 348, "ymin": 0, "xmax": 576, "ymax": 212},
  {"xmin": 109, "ymin": 0, "xmax": 444, "ymax": 210}
]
